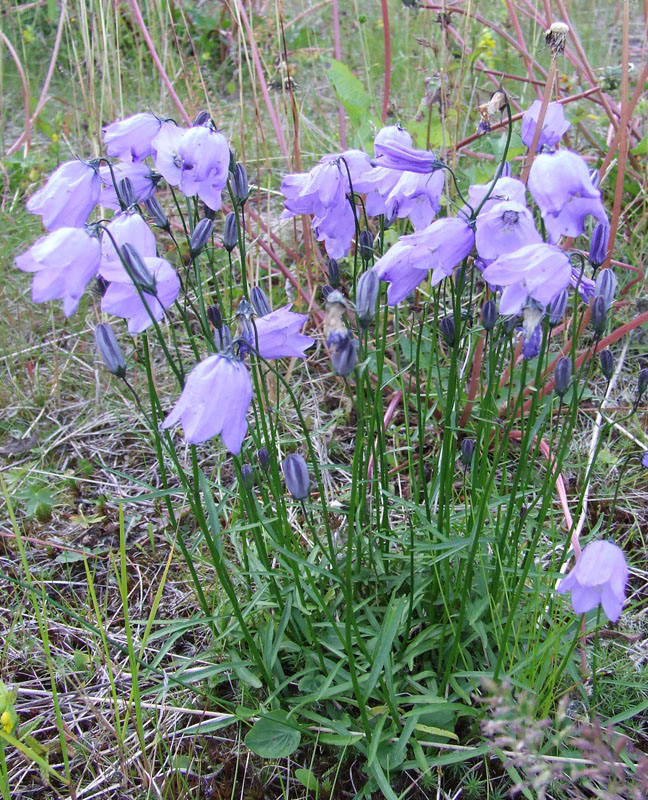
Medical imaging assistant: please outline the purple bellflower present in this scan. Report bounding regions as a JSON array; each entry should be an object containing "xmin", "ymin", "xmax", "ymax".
[
  {"xmin": 161, "ymin": 353, "xmax": 253, "ymax": 454},
  {"xmin": 103, "ymin": 112, "xmax": 163, "ymax": 162},
  {"xmin": 99, "ymin": 162, "xmax": 158, "ymax": 210},
  {"xmin": 468, "ymin": 176, "xmax": 527, "ymax": 216},
  {"xmin": 482, "ymin": 242, "xmax": 572, "ymax": 315},
  {"xmin": 176, "ymin": 124, "xmax": 230, "ymax": 210},
  {"xmin": 252, "ymin": 304, "xmax": 314, "ymax": 359},
  {"xmin": 373, "ymin": 217, "xmax": 475, "ymax": 305},
  {"xmin": 372, "ymin": 131, "xmax": 442, "ymax": 174},
  {"xmin": 557, "ymin": 540, "xmax": 629, "ymax": 622},
  {"xmin": 15, "ymin": 226, "xmax": 101, "ymax": 316},
  {"xmin": 100, "ymin": 255, "xmax": 180, "ymax": 334},
  {"xmin": 475, "ymin": 200, "xmax": 541, "ymax": 261},
  {"xmin": 520, "ymin": 100, "xmax": 570, "ymax": 152},
  {"xmin": 528, "ymin": 150, "xmax": 607, "ymax": 242},
  {"xmin": 151, "ymin": 121, "xmax": 187, "ymax": 186},
  {"xmin": 281, "ymin": 149, "xmax": 371, "ymax": 259},
  {"xmin": 26, "ymin": 160, "xmax": 101, "ymax": 231},
  {"xmin": 100, "ymin": 211, "xmax": 157, "ymax": 270}
]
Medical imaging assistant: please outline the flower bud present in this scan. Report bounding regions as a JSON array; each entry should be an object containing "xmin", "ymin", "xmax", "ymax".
[
  {"xmin": 355, "ymin": 269, "xmax": 379, "ymax": 328},
  {"xmin": 190, "ymin": 218, "xmax": 214, "ymax": 257},
  {"xmin": 232, "ymin": 163, "xmax": 249, "ymax": 205},
  {"xmin": 327, "ymin": 258, "xmax": 340, "ymax": 288},
  {"xmin": 549, "ymin": 289, "xmax": 569, "ymax": 326},
  {"xmin": 500, "ymin": 162, "xmax": 511, "ymax": 178},
  {"xmin": 595, "ymin": 267, "xmax": 616, "ymax": 311},
  {"xmin": 250, "ymin": 286, "xmax": 272, "ymax": 318},
  {"xmin": 145, "ymin": 197, "xmax": 169, "ymax": 231},
  {"xmin": 216, "ymin": 325, "xmax": 233, "ymax": 352},
  {"xmin": 95, "ymin": 323, "xmax": 126, "ymax": 378},
  {"xmin": 256, "ymin": 447, "xmax": 270, "ymax": 471},
  {"xmin": 590, "ymin": 295, "xmax": 607, "ymax": 337},
  {"xmin": 554, "ymin": 356, "xmax": 572, "ymax": 398},
  {"xmin": 439, "ymin": 315, "xmax": 456, "ymax": 346},
  {"xmin": 460, "ymin": 438, "xmax": 475, "ymax": 469},
  {"xmin": 322, "ymin": 284, "xmax": 334, "ymax": 301},
  {"xmin": 207, "ymin": 304, "xmax": 222, "ymax": 328},
  {"xmin": 282, "ymin": 453, "xmax": 310, "ymax": 500},
  {"xmin": 329, "ymin": 332, "xmax": 357, "ymax": 377},
  {"xmin": 193, "ymin": 110, "xmax": 211, "ymax": 126},
  {"xmin": 223, "ymin": 212, "xmax": 238, "ymax": 252},
  {"xmin": 358, "ymin": 230, "xmax": 374, "ymax": 263},
  {"xmin": 121, "ymin": 243, "xmax": 156, "ymax": 294},
  {"xmin": 637, "ymin": 368, "xmax": 648, "ymax": 404},
  {"xmin": 239, "ymin": 464, "xmax": 254, "ymax": 490},
  {"xmin": 599, "ymin": 349, "xmax": 614, "ymax": 380},
  {"xmin": 589, "ymin": 223, "xmax": 610, "ymax": 268},
  {"xmin": 481, "ymin": 299, "xmax": 497, "ymax": 331},
  {"xmin": 118, "ymin": 177, "xmax": 135, "ymax": 208},
  {"xmin": 95, "ymin": 276, "xmax": 109, "ymax": 297}
]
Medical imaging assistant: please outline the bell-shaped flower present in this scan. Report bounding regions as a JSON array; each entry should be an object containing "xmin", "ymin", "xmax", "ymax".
[
  {"xmin": 372, "ymin": 132, "xmax": 442, "ymax": 174},
  {"xmin": 100, "ymin": 211, "xmax": 157, "ymax": 271},
  {"xmin": 26, "ymin": 160, "xmax": 101, "ymax": 231},
  {"xmin": 161, "ymin": 354, "xmax": 253, "ymax": 453},
  {"xmin": 251, "ymin": 304, "xmax": 314, "ymax": 359},
  {"xmin": 99, "ymin": 162, "xmax": 158, "ymax": 210},
  {"xmin": 373, "ymin": 217, "xmax": 475, "ymax": 305},
  {"xmin": 177, "ymin": 125, "xmax": 230, "ymax": 210},
  {"xmin": 152, "ymin": 121, "xmax": 187, "ymax": 186},
  {"xmin": 557, "ymin": 540, "xmax": 628, "ymax": 622},
  {"xmin": 100, "ymin": 256, "xmax": 180, "ymax": 334},
  {"xmin": 520, "ymin": 100, "xmax": 570, "ymax": 152},
  {"xmin": 482, "ymin": 242, "xmax": 572, "ymax": 315},
  {"xmin": 528, "ymin": 150, "xmax": 607, "ymax": 242},
  {"xmin": 15, "ymin": 226, "xmax": 101, "ymax": 316},
  {"xmin": 467, "ymin": 176, "xmax": 527, "ymax": 216},
  {"xmin": 475, "ymin": 200, "xmax": 541, "ymax": 260},
  {"xmin": 103, "ymin": 112, "xmax": 163, "ymax": 162}
]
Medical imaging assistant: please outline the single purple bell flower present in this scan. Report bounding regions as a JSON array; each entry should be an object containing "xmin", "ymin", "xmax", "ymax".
[
  {"xmin": 482, "ymin": 243, "xmax": 572, "ymax": 315},
  {"xmin": 589, "ymin": 222, "xmax": 610, "ymax": 267},
  {"xmin": 475, "ymin": 200, "xmax": 541, "ymax": 260},
  {"xmin": 372, "ymin": 134, "xmax": 442, "ymax": 174},
  {"xmin": 557, "ymin": 540, "xmax": 629, "ymax": 622},
  {"xmin": 100, "ymin": 256, "xmax": 180, "ymax": 334},
  {"xmin": 26, "ymin": 160, "xmax": 101, "ymax": 231},
  {"xmin": 528, "ymin": 150, "xmax": 608, "ymax": 242},
  {"xmin": 373, "ymin": 217, "xmax": 475, "ymax": 306},
  {"xmin": 161, "ymin": 353, "xmax": 253, "ymax": 453},
  {"xmin": 177, "ymin": 125, "xmax": 230, "ymax": 210},
  {"xmin": 100, "ymin": 211, "xmax": 156, "ymax": 271},
  {"xmin": 520, "ymin": 100, "xmax": 570, "ymax": 152},
  {"xmin": 252, "ymin": 304, "xmax": 314, "ymax": 359},
  {"xmin": 152, "ymin": 121, "xmax": 187, "ymax": 186},
  {"xmin": 99, "ymin": 162, "xmax": 157, "ymax": 210},
  {"xmin": 103, "ymin": 112, "xmax": 162, "ymax": 162},
  {"xmin": 15, "ymin": 226, "xmax": 101, "ymax": 316}
]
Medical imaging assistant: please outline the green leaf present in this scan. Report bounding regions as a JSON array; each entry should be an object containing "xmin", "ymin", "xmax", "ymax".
[
  {"xmin": 295, "ymin": 767, "xmax": 318, "ymax": 790},
  {"xmin": 244, "ymin": 710, "xmax": 301, "ymax": 759},
  {"xmin": 323, "ymin": 58, "xmax": 371, "ymax": 125}
]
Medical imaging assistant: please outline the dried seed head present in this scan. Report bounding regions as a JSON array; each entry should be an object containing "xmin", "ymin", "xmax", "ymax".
[{"xmin": 545, "ymin": 21, "xmax": 569, "ymax": 57}]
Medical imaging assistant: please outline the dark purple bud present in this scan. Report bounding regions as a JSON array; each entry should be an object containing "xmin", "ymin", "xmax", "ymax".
[
  {"xmin": 121, "ymin": 243, "xmax": 156, "ymax": 294},
  {"xmin": 190, "ymin": 218, "xmax": 214, "ymax": 256},
  {"xmin": 282, "ymin": 453, "xmax": 310, "ymax": 500},
  {"xmin": 95, "ymin": 276, "xmax": 109, "ymax": 297},
  {"xmin": 439, "ymin": 315, "xmax": 456, "ymax": 346},
  {"xmin": 594, "ymin": 267, "xmax": 616, "ymax": 311},
  {"xmin": 599, "ymin": 349, "xmax": 614, "ymax": 380},
  {"xmin": 637, "ymin": 368, "xmax": 648, "ymax": 403},
  {"xmin": 193, "ymin": 110, "xmax": 211, "ymax": 127},
  {"xmin": 207, "ymin": 304, "xmax": 222, "ymax": 328},
  {"xmin": 481, "ymin": 299, "xmax": 497, "ymax": 331},
  {"xmin": 256, "ymin": 447, "xmax": 270, "ymax": 471},
  {"xmin": 329, "ymin": 332, "xmax": 357, "ymax": 377},
  {"xmin": 232, "ymin": 163, "xmax": 249, "ymax": 205},
  {"xmin": 589, "ymin": 223, "xmax": 610, "ymax": 268},
  {"xmin": 358, "ymin": 230, "xmax": 374, "ymax": 263},
  {"xmin": 327, "ymin": 258, "xmax": 340, "ymax": 288},
  {"xmin": 321, "ymin": 284, "xmax": 334, "ymax": 301},
  {"xmin": 118, "ymin": 177, "xmax": 135, "ymax": 208},
  {"xmin": 95, "ymin": 323, "xmax": 126, "ymax": 378},
  {"xmin": 223, "ymin": 212, "xmax": 238, "ymax": 252},
  {"xmin": 355, "ymin": 269, "xmax": 379, "ymax": 327},
  {"xmin": 590, "ymin": 295, "xmax": 607, "ymax": 337},
  {"xmin": 145, "ymin": 196, "xmax": 169, "ymax": 231},
  {"xmin": 460, "ymin": 438, "xmax": 475, "ymax": 469},
  {"xmin": 549, "ymin": 289, "xmax": 569, "ymax": 326},
  {"xmin": 250, "ymin": 286, "xmax": 272, "ymax": 317},
  {"xmin": 239, "ymin": 464, "xmax": 254, "ymax": 490},
  {"xmin": 554, "ymin": 357, "xmax": 572, "ymax": 398}
]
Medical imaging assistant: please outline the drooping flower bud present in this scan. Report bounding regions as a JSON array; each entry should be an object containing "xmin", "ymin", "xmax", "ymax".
[
  {"xmin": 190, "ymin": 218, "xmax": 214, "ymax": 257},
  {"xmin": 118, "ymin": 177, "xmax": 135, "ymax": 208},
  {"xmin": 207, "ymin": 304, "xmax": 222, "ymax": 329},
  {"xmin": 232, "ymin": 163, "xmax": 249, "ymax": 206},
  {"xmin": 193, "ymin": 110, "xmax": 211, "ymax": 126},
  {"xmin": 121, "ymin": 243, "xmax": 156, "ymax": 294},
  {"xmin": 481, "ymin": 299, "xmax": 497, "ymax": 332},
  {"xmin": 282, "ymin": 453, "xmax": 310, "ymax": 500},
  {"xmin": 329, "ymin": 332, "xmax": 357, "ymax": 377},
  {"xmin": 554, "ymin": 357, "xmax": 572, "ymax": 398},
  {"xmin": 95, "ymin": 323, "xmax": 126, "ymax": 378},
  {"xmin": 595, "ymin": 268, "xmax": 616, "ymax": 311},
  {"xmin": 327, "ymin": 258, "xmax": 340, "ymax": 288},
  {"xmin": 223, "ymin": 212, "xmax": 238, "ymax": 252},
  {"xmin": 215, "ymin": 324, "xmax": 233, "ymax": 352},
  {"xmin": 256, "ymin": 447, "xmax": 270, "ymax": 471},
  {"xmin": 144, "ymin": 197, "xmax": 169, "ymax": 231},
  {"xmin": 590, "ymin": 295, "xmax": 607, "ymax": 337},
  {"xmin": 599, "ymin": 349, "xmax": 614, "ymax": 380},
  {"xmin": 250, "ymin": 286, "xmax": 272, "ymax": 318},
  {"xmin": 439, "ymin": 315, "xmax": 456, "ymax": 346},
  {"xmin": 239, "ymin": 464, "xmax": 254, "ymax": 490},
  {"xmin": 355, "ymin": 269, "xmax": 379, "ymax": 328},
  {"xmin": 358, "ymin": 230, "xmax": 374, "ymax": 263},
  {"xmin": 589, "ymin": 223, "xmax": 610, "ymax": 268},
  {"xmin": 549, "ymin": 290, "xmax": 569, "ymax": 326},
  {"xmin": 460, "ymin": 438, "xmax": 475, "ymax": 470}
]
